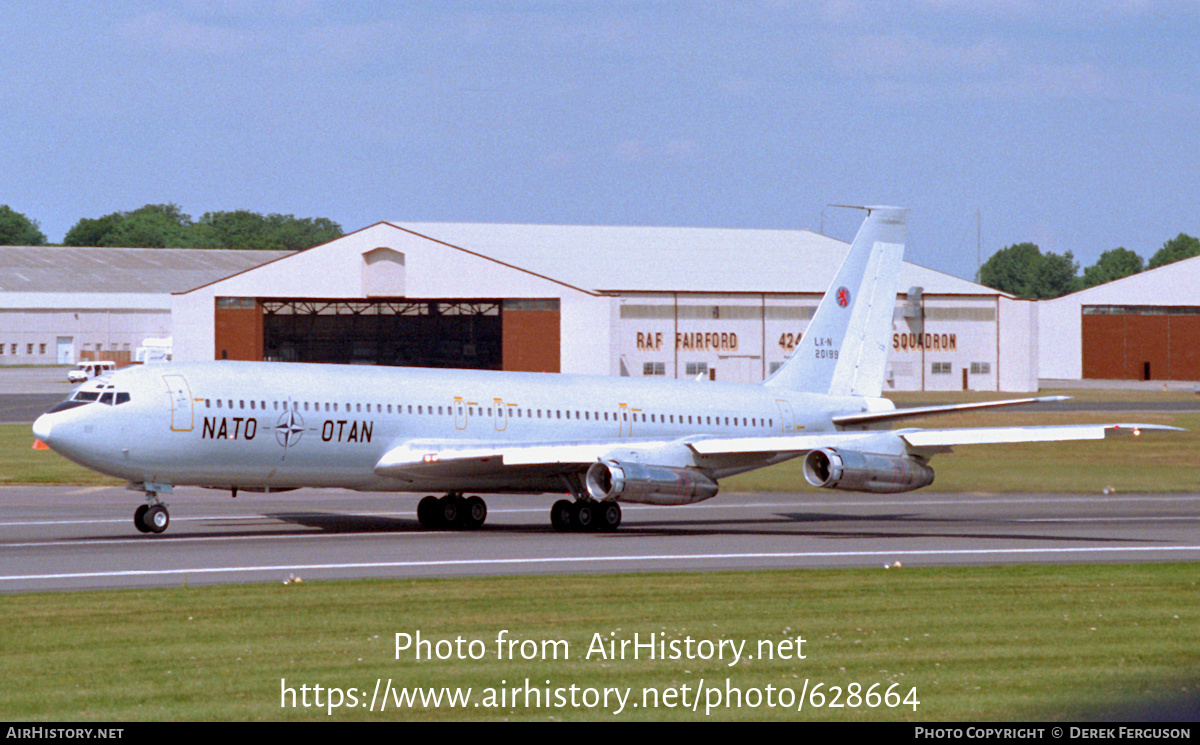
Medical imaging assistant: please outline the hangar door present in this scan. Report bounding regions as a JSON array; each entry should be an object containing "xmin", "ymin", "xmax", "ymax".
[
  {"xmin": 216, "ymin": 297, "xmax": 559, "ymax": 372},
  {"xmin": 1082, "ymin": 306, "xmax": 1200, "ymax": 380}
]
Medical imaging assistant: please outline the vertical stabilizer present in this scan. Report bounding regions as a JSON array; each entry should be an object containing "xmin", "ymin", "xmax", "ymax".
[{"xmin": 763, "ymin": 207, "xmax": 907, "ymax": 396}]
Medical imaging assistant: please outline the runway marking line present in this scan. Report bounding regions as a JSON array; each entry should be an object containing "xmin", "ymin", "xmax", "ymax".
[
  {"xmin": 2, "ymin": 494, "xmax": 1199, "ymax": 528},
  {"xmin": 3, "ymin": 546, "xmax": 1200, "ymax": 583}
]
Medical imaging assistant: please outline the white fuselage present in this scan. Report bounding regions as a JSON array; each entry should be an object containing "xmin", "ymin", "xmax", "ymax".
[{"xmin": 34, "ymin": 360, "xmax": 881, "ymax": 495}]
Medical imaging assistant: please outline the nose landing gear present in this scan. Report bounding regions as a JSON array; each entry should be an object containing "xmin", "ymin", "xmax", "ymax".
[
  {"xmin": 131, "ymin": 483, "xmax": 172, "ymax": 534},
  {"xmin": 133, "ymin": 500, "xmax": 169, "ymax": 534}
]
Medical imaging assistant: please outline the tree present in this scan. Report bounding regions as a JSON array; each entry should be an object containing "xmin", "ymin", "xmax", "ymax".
[
  {"xmin": 64, "ymin": 204, "xmax": 343, "ymax": 250},
  {"xmin": 195, "ymin": 211, "xmax": 343, "ymax": 250},
  {"xmin": 1147, "ymin": 233, "xmax": 1200, "ymax": 270},
  {"xmin": 63, "ymin": 203, "xmax": 193, "ymax": 247},
  {"xmin": 977, "ymin": 242, "xmax": 1080, "ymax": 299},
  {"xmin": 63, "ymin": 214, "xmax": 122, "ymax": 247},
  {"xmin": 0, "ymin": 205, "xmax": 48, "ymax": 245},
  {"xmin": 1081, "ymin": 247, "xmax": 1143, "ymax": 288}
]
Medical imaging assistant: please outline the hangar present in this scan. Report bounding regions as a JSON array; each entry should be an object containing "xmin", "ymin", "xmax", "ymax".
[
  {"xmin": 1039, "ymin": 255, "xmax": 1200, "ymax": 381},
  {"xmin": 0, "ymin": 247, "xmax": 287, "ymax": 367},
  {"xmin": 173, "ymin": 221, "xmax": 1040, "ymax": 392}
]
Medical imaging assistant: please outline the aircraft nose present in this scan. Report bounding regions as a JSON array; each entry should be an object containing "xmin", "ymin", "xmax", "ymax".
[{"xmin": 32, "ymin": 413, "xmax": 54, "ymax": 446}]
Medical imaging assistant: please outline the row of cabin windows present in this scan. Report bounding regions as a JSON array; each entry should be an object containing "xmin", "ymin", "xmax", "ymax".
[{"xmin": 201, "ymin": 398, "xmax": 772, "ymax": 429}]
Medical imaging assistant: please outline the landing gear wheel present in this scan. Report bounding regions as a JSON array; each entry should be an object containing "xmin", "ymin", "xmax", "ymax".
[
  {"xmin": 463, "ymin": 496, "xmax": 487, "ymax": 529},
  {"xmin": 550, "ymin": 500, "xmax": 574, "ymax": 532},
  {"xmin": 573, "ymin": 501, "xmax": 596, "ymax": 532},
  {"xmin": 598, "ymin": 502, "xmax": 622, "ymax": 532},
  {"xmin": 417, "ymin": 496, "xmax": 439, "ymax": 529},
  {"xmin": 143, "ymin": 504, "xmax": 169, "ymax": 534},
  {"xmin": 133, "ymin": 504, "xmax": 151, "ymax": 534},
  {"xmin": 437, "ymin": 495, "xmax": 462, "ymax": 529}
]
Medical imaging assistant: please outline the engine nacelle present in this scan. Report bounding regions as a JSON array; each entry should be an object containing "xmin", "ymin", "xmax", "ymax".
[
  {"xmin": 585, "ymin": 460, "xmax": 719, "ymax": 505},
  {"xmin": 802, "ymin": 447, "xmax": 934, "ymax": 493}
]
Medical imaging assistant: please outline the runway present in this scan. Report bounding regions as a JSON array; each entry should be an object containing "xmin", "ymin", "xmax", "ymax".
[{"xmin": 2, "ymin": 486, "xmax": 1198, "ymax": 592}]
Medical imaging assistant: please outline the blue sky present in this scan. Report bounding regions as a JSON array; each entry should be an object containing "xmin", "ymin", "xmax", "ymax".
[{"xmin": 3, "ymin": 1, "xmax": 1198, "ymax": 280}]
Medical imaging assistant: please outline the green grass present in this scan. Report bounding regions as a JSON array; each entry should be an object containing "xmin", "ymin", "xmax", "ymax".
[
  {"xmin": 1, "ymin": 566, "xmax": 1197, "ymax": 721},
  {"xmin": 0, "ymin": 424, "xmax": 121, "ymax": 486}
]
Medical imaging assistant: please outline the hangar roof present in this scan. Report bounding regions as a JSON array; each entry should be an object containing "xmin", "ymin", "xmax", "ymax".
[
  {"xmin": 389, "ymin": 222, "xmax": 996, "ymax": 296},
  {"xmin": 0, "ymin": 246, "xmax": 291, "ymax": 294},
  {"xmin": 1042, "ymin": 253, "xmax": 1200, "ymax": 306}
]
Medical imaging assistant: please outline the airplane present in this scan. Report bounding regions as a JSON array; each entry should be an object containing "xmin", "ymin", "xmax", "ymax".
[{"xmin": 31, "ymin": 207, "xmax": 1179, "ymax": 535}]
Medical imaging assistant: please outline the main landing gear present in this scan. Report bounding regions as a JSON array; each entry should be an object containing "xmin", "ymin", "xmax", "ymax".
[
  {"xmin": 417, "ymin": 493, "xmax": 487, "ymax": 530},
  {"xmin": 550, "ymin": 499, "xmax": 621, "ymax": 533}
]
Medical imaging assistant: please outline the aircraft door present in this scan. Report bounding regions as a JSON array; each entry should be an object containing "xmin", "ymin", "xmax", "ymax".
[
  {"xmin": 493, "ymin": 398, "xmax": 508, "ymax": 431},
  {"xmin": 163, "ymin": 374, "xmax": 194, "ymax": 432},
  {"xmin": 775, "ymin": 399, "xmax": 797, "ymax": 433},
  {"xmin": 454, "ymin": 397, "xmax": 467, "ymax": 430},
  {"xmin": 617, "ymin": 403, "xmax": 632, "ymax": 438}
]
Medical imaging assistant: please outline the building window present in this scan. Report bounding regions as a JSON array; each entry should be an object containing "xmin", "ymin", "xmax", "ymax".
[
  {"xmin": 970, "ymin": 362, "xmax": 991, "ymax": 375},
  {"xmin": 931, "ymin": 362, "xmax": 953, "ymax": 375},
  {"xmin": 643, "ymin": 362, "xmax": 665, "ymax": 376},
  {"xmin": 685, "ymin": 362, "xmax": 708, "ymax": 376},
  {"xmin": 39, "ymin": 344, "xmax": 46, "ymax": 355},
  {"xmin": 26, "ymin": 344, "xmax": 33, "ymax": 355}
]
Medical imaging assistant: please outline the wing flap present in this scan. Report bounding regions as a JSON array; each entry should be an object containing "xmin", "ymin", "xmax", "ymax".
[
  {"xmin": 686, "ymin": 431, "xmax": 899, "ymax": 456},
  {"xmin": 373, "ymin": 439, "xmax": 690, "ymax": 479}
]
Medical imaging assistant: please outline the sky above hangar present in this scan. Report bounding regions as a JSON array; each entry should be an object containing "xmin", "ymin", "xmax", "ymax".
[{"xmin": 2, "ymin": 1, "xmax": 1198, "ymax": 282}]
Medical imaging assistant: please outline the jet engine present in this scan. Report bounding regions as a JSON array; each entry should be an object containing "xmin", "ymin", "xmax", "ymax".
[
  {"xmin": 802, "ymin": 447, "xmax": 934, "ymax": 493},
  {"xmin": 585, "ymin": 460, "xmax": 719, "ymax": 505}
]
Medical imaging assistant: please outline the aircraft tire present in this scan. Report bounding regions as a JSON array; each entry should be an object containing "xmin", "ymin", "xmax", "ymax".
[
  {"xmin": 550, "ymin": 500, "xmax": 574, "ymax": 532},
  {"xmin": 417, "ymin": 496, "xmax": 439, "ymax": 529},
  {"xmin": 144, "ymin": 505, "xmax": 169, "ymax": 534},
  {"xmin": 438, "ymin": 495, "xmax": 462, "ymax": 529},
  {"xmin": 134, "ymin": 504, "xmax": 151, "ymax": 534},
  {"xmin": 463, "ymin": 496, "xmax": 487, "ymax": 529},
  {"xmin": 573, "ymin": 502, "xmax": 596, "ymax": 532},
  {"xmin": 598, "ymin": 502, "xmax": 622, "ymax": 532}
]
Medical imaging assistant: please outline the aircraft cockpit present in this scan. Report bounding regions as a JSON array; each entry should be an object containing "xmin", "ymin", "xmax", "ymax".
[{"xmin": 49, "ymin": 379, "xmax": 132, "ymax": 413}]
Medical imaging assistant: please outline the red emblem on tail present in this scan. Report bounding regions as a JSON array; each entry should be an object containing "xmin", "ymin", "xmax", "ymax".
[{"xmin": 836, "ymin": 287, "xmax": 851, "ymax": 307}]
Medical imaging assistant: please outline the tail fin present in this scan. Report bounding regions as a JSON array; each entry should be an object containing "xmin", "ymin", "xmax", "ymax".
[{"xmin": 763, "ymin": 206, "xmax": 907, "ymax": 397}]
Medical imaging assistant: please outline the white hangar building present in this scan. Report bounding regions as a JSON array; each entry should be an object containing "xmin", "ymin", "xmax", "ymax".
[
  {"xmin": 0, "ymin": 247, "xmax": 288, "ymax": 367},
  {"xmin": 173, "ymin": 221, "xmax": 1040, "ymax": 392},
  {"xmin": 1039, "ymin": 255, "xmax": 1200, "ymax": 382}
]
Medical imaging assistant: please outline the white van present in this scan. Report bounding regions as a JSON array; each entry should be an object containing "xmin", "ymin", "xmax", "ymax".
[{"xmin": 67, "ymin": 361, "xmax": 117, "ymax": 383}]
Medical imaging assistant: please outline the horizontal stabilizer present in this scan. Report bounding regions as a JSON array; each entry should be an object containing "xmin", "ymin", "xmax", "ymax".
[{"xmin": 832, "ymin": 396, "xmax": 1072, "ymax": 427}]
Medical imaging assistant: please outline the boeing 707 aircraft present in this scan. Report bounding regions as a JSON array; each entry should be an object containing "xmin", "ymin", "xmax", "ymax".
[{"xmin": 32, "ymin": 207, "xmax": 1176, "ymax": 534}]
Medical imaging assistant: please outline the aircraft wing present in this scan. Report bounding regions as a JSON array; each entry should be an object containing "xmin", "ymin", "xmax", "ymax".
[
  {"xmin": 686, "ymin": 423, "xmax": 1181, "ymax": 456},
  {"xmin": 375, "ymin": 423, "xmax": 1182, "ymax": 481}
]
